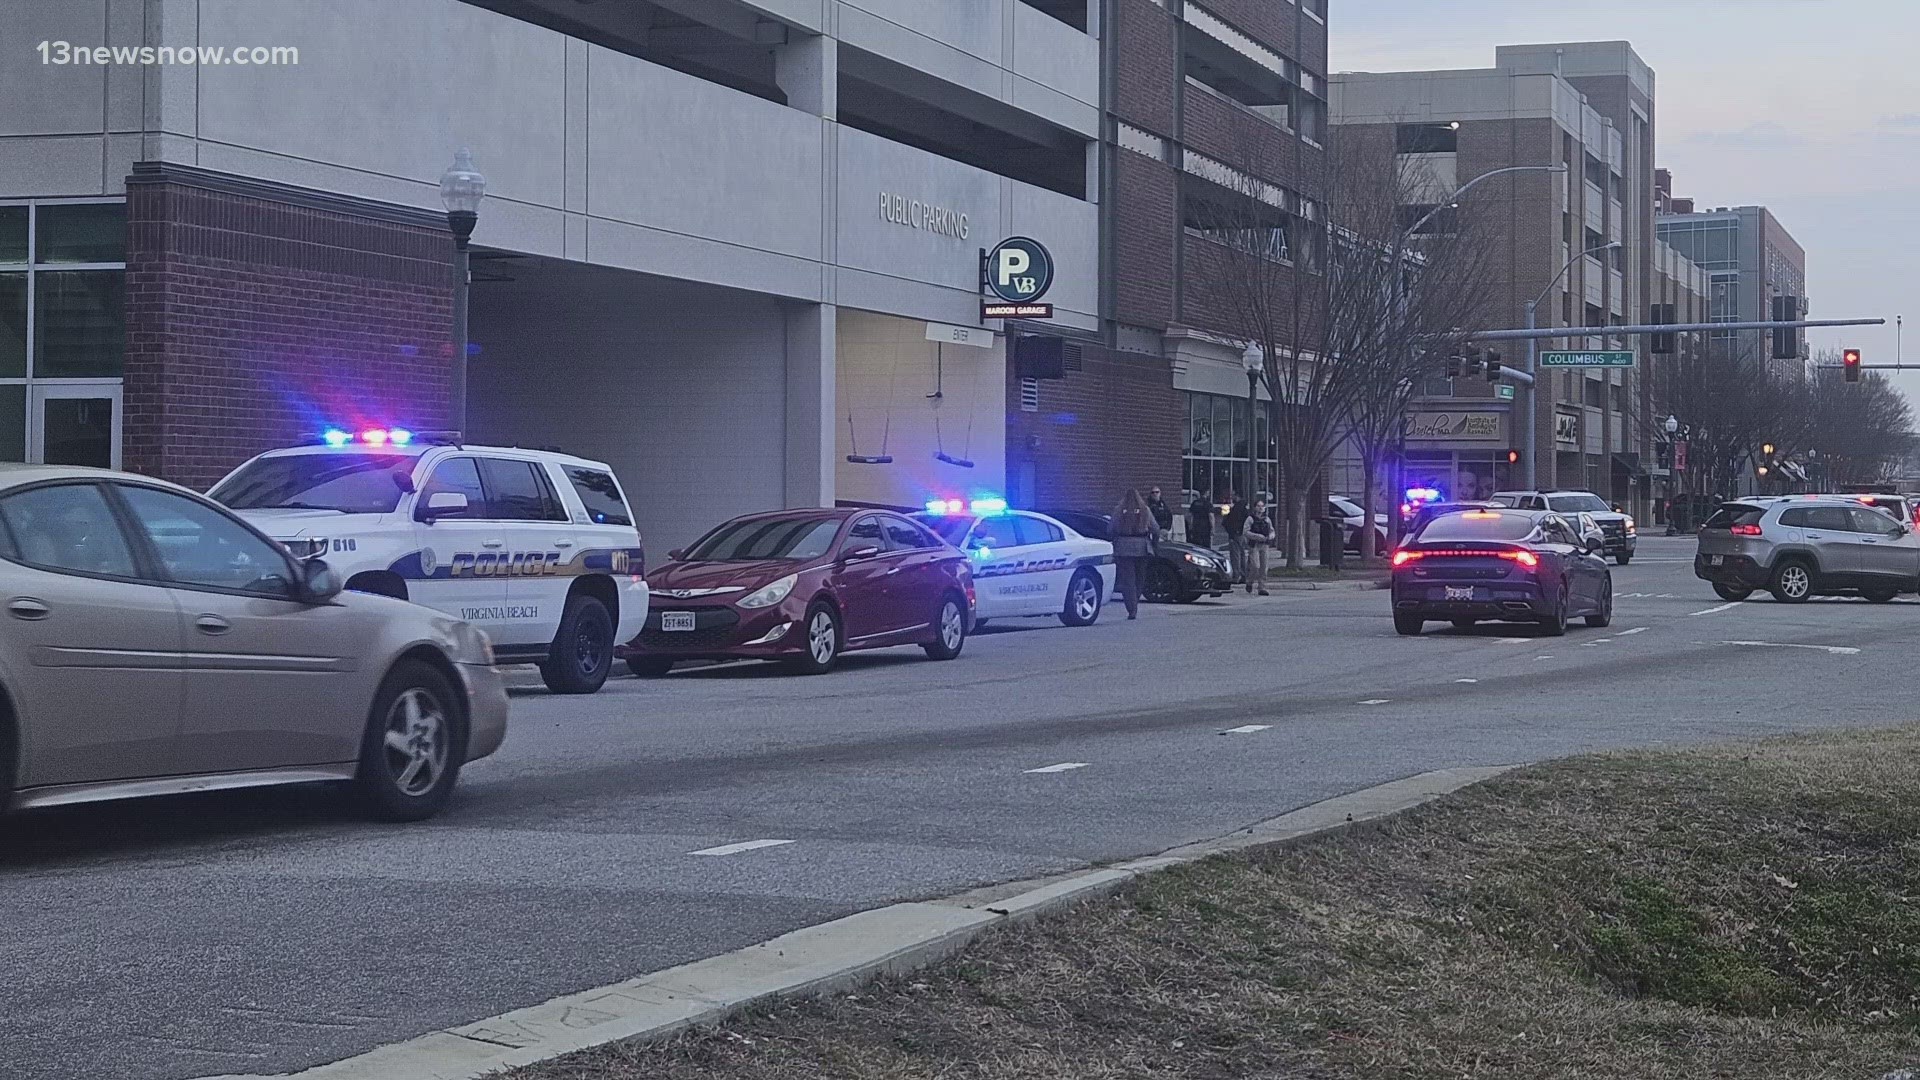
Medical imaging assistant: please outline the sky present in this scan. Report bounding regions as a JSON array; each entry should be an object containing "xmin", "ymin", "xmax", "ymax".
[{"xmin": 1333, "ymin": 0, "xmax": 1920, "ymax": 402}]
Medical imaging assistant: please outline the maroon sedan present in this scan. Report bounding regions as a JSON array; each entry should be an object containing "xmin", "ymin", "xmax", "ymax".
[{"xmin": 620, "ymin": 508, "xmax": 975, "ymax": 676}]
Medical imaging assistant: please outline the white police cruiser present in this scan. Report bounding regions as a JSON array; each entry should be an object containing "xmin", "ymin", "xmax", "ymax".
[
  {"xmin": 210, "ymin": 428, "xmax": 649, "ymax": 694},
  {"xmin": 910, "ymin": 498, "xmax": 1112, "ymax": 626}
]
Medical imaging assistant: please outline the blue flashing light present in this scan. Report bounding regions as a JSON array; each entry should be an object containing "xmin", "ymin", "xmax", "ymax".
[
  {"xmin": 968, "ymin": 497, "xmax": 1008, "ymax": 515},
  {"xmin": 322, "ymin": 429, "xmax": 352, "ymax": 448},
  {"xmin": 389, "ymin": 428, "xmax": 414, "ymax": 446},
  {"xmin": 1404, "ymin": 486, "xmax": 1442, "ymax": 503}
]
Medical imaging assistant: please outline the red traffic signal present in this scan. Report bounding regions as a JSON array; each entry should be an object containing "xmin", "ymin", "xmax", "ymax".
[
  {"xmin": 1844, "ymin": 347, "xmax": 1863, "ymax": 382},
  {"xmin": 1506, "ymin": 449, "xmax": 1520, "ymax": 465}
]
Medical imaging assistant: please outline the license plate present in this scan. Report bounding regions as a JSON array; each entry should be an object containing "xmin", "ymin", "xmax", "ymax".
[
  {"xmin": 1445, "ymin": 586, "xmax": 1474, "ymax": 601},
  {"xmin": 661, "ymin": 611, "xmax": 696, "ymax": 631},
  {"xmin": 1708, "ymin": 555, "xmax": 1724, "ymax": 566}
]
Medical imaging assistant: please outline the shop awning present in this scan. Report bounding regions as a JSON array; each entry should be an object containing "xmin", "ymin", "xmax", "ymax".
[{"xmin": 1612, "ymin": 453, "xmax": 1649, "ymax": 478}]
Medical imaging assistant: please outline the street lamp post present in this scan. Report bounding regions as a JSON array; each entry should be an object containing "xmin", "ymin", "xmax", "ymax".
[
  {"xmin": 1663, "ymin": 413, "xmax": 1681, "ymax": 533},
  {"xmin": 440, "ymin": 148, "xmax": 486, "ymax": 433},
  {"xmin": 1242, "ymin": 342, "xmax": 1263, "ymax": 535},
  {"xmin": 1524, "ymin": 239, "xmax": 1621, "ymax": 490}
]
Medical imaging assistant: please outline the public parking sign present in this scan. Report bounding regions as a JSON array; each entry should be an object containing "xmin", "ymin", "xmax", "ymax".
[
  {"xmin": 1540, "ymin": 349, "xmax": 1635, "ymax": 368},
  {"xmin": 982, "ymin": 236, "xmax": 1054, "ymax": 318}
]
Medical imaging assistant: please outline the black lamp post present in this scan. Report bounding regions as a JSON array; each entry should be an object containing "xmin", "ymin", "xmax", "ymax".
[{"xmin": 440, "ymin": 148, "xmax": 486, "ymax": 432}]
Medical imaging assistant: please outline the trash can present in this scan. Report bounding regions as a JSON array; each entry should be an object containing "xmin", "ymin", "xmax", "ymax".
[{"xmin": 1318, "ymin": 519, "xmax": 1344, "ymax": 570}]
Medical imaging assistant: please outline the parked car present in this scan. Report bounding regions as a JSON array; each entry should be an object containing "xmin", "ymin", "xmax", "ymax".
[
  {"xmin": 912, "ymin": 502, "xmax": 1114, "ymax": 625},
  {"xmin": 1694, "ymin": 496, "xmax": 1920, "ymax": 603},
  {"xmin": 1039, "ymin": 509, "xmax": 1230, "ymax": 604},
  {"xmin": 1489, "ymin": 490, "xmax": 1637, "ymax": 564},
  {"xmin": 1390, "ymin": 507, "xmax": 1613, "ymax": 636},
  {"xmin": 1848, "ymin": 492, "xmax": 1917, "ymax": 528},
  {"xmin": 1329, "ymin": 495, "xmax": 1389, "ymax": 551},
  {"xmin": 0, "ymin": 464, "xmax": 507, "ymax": 820},
  {"xmin": 211, "ymin": 429, "xmax": 649, "ymax": 695},
  {"xmin": 623, "ymin": 508, "xmax": 972, "ymax": 676}
]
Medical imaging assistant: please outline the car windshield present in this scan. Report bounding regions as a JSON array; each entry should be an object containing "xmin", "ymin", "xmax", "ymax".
[
  {"xmin": 1416, "ymin": 512, "xmax": 1537, "ymax": 542},
  {"xmin": 912, "ymin": 513, "xmax": 976, "ymax": 544},
  {"xmin": 685, "ymin": 517, "xmax": 842, "ymax": 561},
  {"xmin": 1330, "ymin": 496, "xmax": 1362, "ymax": 516},
  {"xmin": 1488, "ymin": 494, "xmax": 1519, "ymax": 507},
  {"xmin": 1547, "ymin": 494, "xmax": 1611, "ymax": 514},
  {"xmin": 209, "ymin": 453, "xmax": 415, "ymax": 514}
]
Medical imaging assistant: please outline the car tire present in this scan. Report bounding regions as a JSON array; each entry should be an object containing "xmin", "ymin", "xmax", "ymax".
[
  {"xmin": 540, "ymin": 595, "xmax": 614, "ymax": 695},
  {"xmin": 627, "ymin": 657, "xmax": 674, "ymax": 678},
  {"xmin": 1615, "ymin": 553, "xmax": 1632, "ymax": 566},
  {"xmin": 1864, "ymin": 588, "xmax": 1899, "ymax": 603},
  {"xmin": 1586, "ymin": 580, "xmax": 1613, "ymax": 628},
  {"xmin": 354, "ymin": 659, "xmax": 465, "ymax": 822},
  {"xmin": 923, "ymin": 593, "xmax": 968, "ymax": 660},
  {"xmin": 1060, "ymin": 569, "xmax": 1103, "ymax": 626},
  {"xmin": 785, "ymin": 602, "xmax": 840, "ymax": 675},
  {"xmin": 1769, "ymin": 559, "xmax": 1814, "ymax": 604},
  {"xmin": 1143, "ymin": 562, "xmax": 1181, "ymax": 604},
  {"xmin": 1712, "ymin": 583, "xmax": 1753, "ymax": 602},
  {"xmin": 1393, "ymin": 613, "xmax": 1423, "ymax": 636},
  {"xmin": 1450, "ymin": 618, "xmax": 1477, "ymax": 629},
  {"xmin": 1538, "ymin": 583, "xmax": 1570, "ymax": 636}
]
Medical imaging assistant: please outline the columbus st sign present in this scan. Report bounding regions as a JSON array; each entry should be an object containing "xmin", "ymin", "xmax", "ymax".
[{"xmin": 1540, "ymin": 349, "xmax": 1636, "ymax": 368}]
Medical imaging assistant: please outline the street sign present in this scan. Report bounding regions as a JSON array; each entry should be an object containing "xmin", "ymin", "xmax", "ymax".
[
  {"xmin": 982, "ymin": 302, "xmax": 1053, "ymax": 319},
  {"xmin": 1540, "ymin": 349, "xmax": 1635, "ymax": 368},
  {"xmin": 983, "ymin": 237, "xmax": 1055, "ymax": 304},
  {"xmin": 1495, "ymin": 384, "xmax": 1516, "ymax": 400}
]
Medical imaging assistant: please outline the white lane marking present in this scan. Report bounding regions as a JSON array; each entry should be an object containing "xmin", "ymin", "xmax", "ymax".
[
  {"xmin": 1358, "ymin": 699, "xmax": 1390, "ymax": 705},
  {"xmin": 1688, "ymin": 602, "xmax": 1740, "ymax": 616},
  {"xmin": 1617, "ymin": 626, "xmax": 1649, "ymax": 635},
  {"xmin": 1025, "ymin": 762, "xmax": 1091, "ymax": 773},
  {"xmin": 1494, "ymin": 637, "xmax": 1529, "ymax": 645},
  {"xmin": 1535, "ymin": 655, "xmax": 1555, "ymax": 660},
  {"xmin": 689, "ymin": 839, "xmax": 795, "ymax": 856},
  {"xmin": 1454, "ymin": 678, "xmax": 1479, "ymax": 683},
  {"xmin": 1221, "ymin": 724, "xmax": 1271, "ymax": 735},
  {"xmin": 1582, "ymin": 639, "xmax": 1612, "ymax": 647},
  {"xmin": 1713, "ymin": 640, "xmax": 1862, "ymax": 656}
]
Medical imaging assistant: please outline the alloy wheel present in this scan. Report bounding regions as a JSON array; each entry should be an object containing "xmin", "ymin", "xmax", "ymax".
[
  {"xmin": 1073, "ymin": 577, "xmax": 1099, "ymax": 621},
  {"xmin": 1780, "ymin": 564, "xmax": 1811, "ymax": 600},
  {"xmin": 939, "ymin": 601, "xmax": 964, "ymax": 650},
  {"xmin": 381, "ymin": 687, "xmax": 449, "ymax": 797},
  {"xmin": 574, "ymin": 614, "xmax": 606, "ymax": 675},
  {"xmin": 809, "ymin": 610, "xmax": 836, "ymax": 665}
]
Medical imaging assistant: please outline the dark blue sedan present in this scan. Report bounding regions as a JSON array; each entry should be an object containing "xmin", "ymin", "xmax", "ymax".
[{"xmin": 1390, "ymin": 508, "xmax": 1613, "ymax": 636}]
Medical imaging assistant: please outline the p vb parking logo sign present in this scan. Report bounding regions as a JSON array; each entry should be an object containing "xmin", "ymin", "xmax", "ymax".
[{"xmin": 982, "ymin": 236, "xmax": 1055, "ymax": 319}]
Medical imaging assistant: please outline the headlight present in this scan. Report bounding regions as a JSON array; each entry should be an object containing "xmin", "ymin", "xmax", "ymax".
[
  {"xmin": 449, "ymin": 621, "xmax": 495, "ymax": 665},
  {"xmin": 738, "ymin": 573, "xmax": 798, "ymax": 609},
  {"xmin": 1183, "ymin": 552, "xmax": 1204, "ymax": 564},
  {"xmin": 284, "ymin": 538, "xmax": 329, "ymax": 559},
  {"xmin": 1624, "ymin": 517, "xmax": 1637, "ymax": 531}
]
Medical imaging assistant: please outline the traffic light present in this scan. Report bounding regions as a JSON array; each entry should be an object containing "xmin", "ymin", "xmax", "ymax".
[
  {"xmin": 1460, "ymin": 349, "xmax": 1482, "ymax": 377},
  {"xmin": 1844, "ymin": 347, "xmax": 1863, "ymax": 382},
  {"xmin": 1506, "ymin": 449, "xmax": 1520, "ymax": 465},
  {"xmin": 1445, "ymin": 352, "xmax": 1462, "ymax": 378},
  {"xmin": 1485, "ymin": 350, "xmax": 1503, "ymax": 383}
]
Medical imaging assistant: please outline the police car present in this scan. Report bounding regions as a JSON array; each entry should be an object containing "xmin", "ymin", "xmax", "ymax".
[
  {"xmin": 910, "ymin": 499, "xmax": 1112, "ymax": 626},
  {"xmin": 209, "ymin": 428, "xmax": 649, "ymax": 694}
]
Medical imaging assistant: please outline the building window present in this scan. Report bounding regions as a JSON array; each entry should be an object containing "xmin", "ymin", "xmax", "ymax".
[
  {"xmin": 1395, "ymin": 122, "xmax": 1458, "ymax": 154},
  {"xmin": 1183, "ymin": 391, "xmax": 1276, "ymax": 501},
  {"xmin": 1584, "ymin": 152, "xmax": 1608, "ymax": 192},
  {"xmin": 0, "ymin": 199, "xmax": 125, "ymax": 467},
  {"xmin": 1116, "ymin": 123, "xmax": 1172, "ymax": 163},
  {"xmin": 1583, "ymin": 379, "xmax": 1606, "ymax": 410}
]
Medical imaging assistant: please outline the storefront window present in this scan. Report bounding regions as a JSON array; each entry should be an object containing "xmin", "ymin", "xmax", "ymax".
[
  {"xmin": 1182, "ymin": 391, "xmax": 1277, "ymax": 500},
  {"xmin": 0, "ymin": 208, "xmax": 25, "ymax": 264},
  {"xmin": 0, "ymin": 385, "xmax": 23, "ymax": 461},
  {"xmin": 35, "ymin": 271, "xmax": 124, "ymax": 377},
  {"xmin": 0, "ymin": 274, "xmax": 24, "ymax": 378},
  {"xmin": 34, "ymin": 203, "xmax": 124, "ymax": 264},
  {"xmin": 0, "ymin": 199, "xmax": 126, "ymax": 466}
]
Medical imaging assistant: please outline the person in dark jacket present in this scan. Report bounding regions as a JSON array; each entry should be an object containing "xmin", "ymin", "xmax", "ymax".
[
  {"xmin": 1222, "ymin": 492, "xmax": 1250, "ymax": 585},
  {"xmin": 1245, "ymin": 498, "xmax": 1273, "ymax": 595},
  {"xmin": 1188, "ymin": 490, "xmax": 1213, "ymax": 547},
  {"xmin": 1146, "ymin": 487, "xmax": 1174, "ymax": 533},
  {"xmin": 1111, "ymin": 488, "xmax": 1161, "ymax": 620}
]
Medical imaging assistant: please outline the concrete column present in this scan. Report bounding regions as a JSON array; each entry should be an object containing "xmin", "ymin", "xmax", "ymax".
[
  {"xmin": 775, "ymin": 33, "xmax": 836, "ymax": 119},
  {"xmin": 785, "ymin": 302, "xmax": 837, "ymax": 508}
]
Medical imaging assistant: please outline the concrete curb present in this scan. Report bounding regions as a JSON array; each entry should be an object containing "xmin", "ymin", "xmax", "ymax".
[
  {"xmin": 197, "ymin": 764, "xmax": 1517, "ymax": 1080},
  {"xmin": 1264, "ymin": 577, "xmax": 1389, "ymax": 592}
]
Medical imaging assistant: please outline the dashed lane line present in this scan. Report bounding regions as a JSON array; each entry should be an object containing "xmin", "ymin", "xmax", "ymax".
[
  {"xmin": 689, "ymin": 839, "xmax": 795, "ymax": 856},
  {"xmin": 1220, "ymin": 724, "xmax": 1272, "ymax": 735},
  {"xmin": 1617, "ymin": 626, "xmax": 1649, "ymax": 635},
  {"xmin": 1709, "ymin": 640, "xmax": 1863, "ymax": 656},
  {"xmin": 1025, "ymin": 762, "xmax": 1091, "ymax": 774},
  {"xmin": 1454, "ymin": 678, "xmax": 1478, "ymax": 683},
  {"xmin": 1688, "ymin": 602, "xmax": 1740, "ymax": 616},
  {"xmin": 1358, "ymin": 699, "xmax": 1390, "ymax": 706}
]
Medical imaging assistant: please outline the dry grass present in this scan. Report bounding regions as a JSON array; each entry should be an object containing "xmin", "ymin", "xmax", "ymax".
[{"xmin": 513, "ymin": 728, "xmax": 1920, "ymax": 1079}]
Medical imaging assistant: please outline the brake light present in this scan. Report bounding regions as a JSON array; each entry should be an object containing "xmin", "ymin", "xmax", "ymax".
[
  {"xmin": 1392, "ymin": 550, "xmax": 1421, "ymax": 566},
  {"xmin": 1730, "ymin": 524, "xmax": 1763, "ymax": 536},
  {"xmin": 1509, "ymin": 550, "xmax": 1539, "ymax": 568},
  {"xmin": 1393, "ymin": 548, "xmax": 1536, "ymax": 567}
]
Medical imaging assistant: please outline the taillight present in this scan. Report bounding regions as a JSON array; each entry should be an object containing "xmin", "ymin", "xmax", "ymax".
[
  {"xmin": 1508, "ymin": 550, "xmax": 1539, "ymax": 568},
  {"xmin": 1394, "ymin": 548, "xmax": 1535, "ymax": 568},
  {"xmin": 1392, "ymin": 550, "xmax": 1421, "ymax": 566},
  {"xmin": 1730, "ymin": 524, "xmax": 1763, "ymax": 536}
]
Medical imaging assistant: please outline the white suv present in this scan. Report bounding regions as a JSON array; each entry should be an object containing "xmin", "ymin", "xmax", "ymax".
[{"xmin": 209, "ymin": 430, "xmax": 649, "ymax": 694}]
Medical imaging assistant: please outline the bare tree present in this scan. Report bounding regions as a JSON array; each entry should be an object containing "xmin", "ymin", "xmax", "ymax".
[{"xmin": 1803, "ymin": 349, "xmax": 1916, "ymax": 487}]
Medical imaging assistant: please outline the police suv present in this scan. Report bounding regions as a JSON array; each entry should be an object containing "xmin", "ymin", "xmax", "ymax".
[
  {"xmin": 210, "ymin": 429, "xmax": 649, "ymax": 694},
  {"xmin": 910, "ymin": 499, "xmax": 1112, "ymax": 626}
]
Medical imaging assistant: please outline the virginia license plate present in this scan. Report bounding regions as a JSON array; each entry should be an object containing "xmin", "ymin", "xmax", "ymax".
[
  {"xmin": 1445, "ymin": 586, "xmax": 1474, "ymax": 601},
  {"xmin": 661, "ymin": 611, "xmax": 696, "ymax": 631},
  {"xmin": 1707, "ymin": 555, "xmax": 1724, "ymax": 566}
]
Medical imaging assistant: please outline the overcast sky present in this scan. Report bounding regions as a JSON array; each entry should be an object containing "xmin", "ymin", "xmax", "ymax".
[{"xmin": 1333, "ymin": 0, "xmax": 1920, "ymax": 400}]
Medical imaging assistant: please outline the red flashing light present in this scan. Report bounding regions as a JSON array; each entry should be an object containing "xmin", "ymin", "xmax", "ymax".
[{"xmin": 1730, "ymin": 523, "xmax": 1763, "ymax": 536}]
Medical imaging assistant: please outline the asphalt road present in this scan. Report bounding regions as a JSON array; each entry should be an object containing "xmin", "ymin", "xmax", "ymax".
[{"xmin": 5, "ymin": 536, "xmax": 1912, "ymax": 1080}]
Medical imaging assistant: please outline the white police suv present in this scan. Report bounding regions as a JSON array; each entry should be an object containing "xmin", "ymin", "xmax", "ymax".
[
  {"xmin": 210, "ymin": 428, "xmax": 649, "ymax": 694},
  {"xmin": 910, "ymin": 498, "xmax": 1113, "ymax": 626}
]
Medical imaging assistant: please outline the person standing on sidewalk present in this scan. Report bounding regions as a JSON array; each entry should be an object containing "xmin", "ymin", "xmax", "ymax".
[
  {"xmin": 1245, "ymin": 498, "xmax": 1273, "ymax": 595},
  {"xmin": 1111, "ymin": 488, "xmax": 1160, "ymax": 620},
  {"xmin": 1146, "ymin": 486, "xmax": 1174, "ymax": 533},
  {"xmin": 1188, "ymin": 489, "xmax": 1214, "ymax": 549},
  {"xmin": 1222, "ymin": 491, "xmax": 1250, "ymax": 586}
]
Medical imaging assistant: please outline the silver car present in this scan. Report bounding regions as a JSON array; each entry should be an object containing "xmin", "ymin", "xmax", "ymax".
[
  {"xmin": 1694, "ymin": 496, "xmax": 1920, "ymax": 603},
  {"xmin": 0, "ymin": 465, "xmax": 507, "ymax": 820}
]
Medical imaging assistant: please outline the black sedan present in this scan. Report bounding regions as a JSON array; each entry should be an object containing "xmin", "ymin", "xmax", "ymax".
[
  {"xmin": 1390, "ymin": 508, "xmax": 1612, "ymax": 636},
  {"xmin": 1043, "ymin": 509, "xmax": 1231, "ymax": 603}
]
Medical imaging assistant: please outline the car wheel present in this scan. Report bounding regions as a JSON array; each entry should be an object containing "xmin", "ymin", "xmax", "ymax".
[
  {"xmin": 1143, "ymin": 562, "xmax": 1181, "ymax": 604},
  {"xmin": 1769, "ymin": 560, "xmax": 1813, "ymax": 604},
  {"xmin": 1615, "ymin": 553, "xmax": 1632, "ymax": 566},
  {"xmin": 1060, "ymin": 569, "xmax": 1103, "ymax": 626},
  {"xmin": 1393, "ymin": 613, "xmax": 1423, "ymax": 636},
  {"xmin": 1586, "ymin": 580, "xmax": 1613, "ymax": 628},
  {"xmin": 1450, "ymin": 618, "xmax": 1477, "ymax": 629},
  {"xmin": 923, "ymin": 593, "xmax": 968, "ymax": 660},
  {"xmin": 540, "ymin": 595, "xmax": 613, "ymax": 694},
  {"xmin": 1864, "ymin": 588, "xmax": 1899, "ymax": 603},
  {"xmin": 1538, "ymin": 583, "xmax": 1569, "ymax": 636},
  {"xmin": 1712, "ymin": 583, "xmax": 1753, "ymax": 602},
  {"xmin": 627, "ymin": 657, "xmax": 674, "ymax": 678},
  {"xmin": 785, "ymin": 602, "xmax": 840, "ymax": 675},
  {"xmin": 355, "ymin": 659, "xmax": 465, "ymax": 822}
]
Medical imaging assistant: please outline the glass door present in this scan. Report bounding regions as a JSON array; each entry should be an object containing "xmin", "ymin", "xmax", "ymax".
[{"xmin": 30, "ymin": 382, "xmax": 120, "ymax": 469}]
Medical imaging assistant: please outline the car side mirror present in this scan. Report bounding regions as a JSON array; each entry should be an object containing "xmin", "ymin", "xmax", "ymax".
[
  {"xmin": 839, "ymin": 544, "xmax": 882, "ymax": 563},
  {"xmin": 416, "ymin": 491, "xmax": 468, "ymax": 522},
  {"xmin": 667, "ymin": 548, "xmax": 684, "ymax": 561},
  {"xmin": 301, "ymin": 558, "xmax": 343, "ymax": 603}
]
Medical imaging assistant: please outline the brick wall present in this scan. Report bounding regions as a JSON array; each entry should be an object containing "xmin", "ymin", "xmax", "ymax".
[
  {"xmin": 1112, "ymin": 152, "xmax": 1179, "ymax": 330},
  {"xmin": 1005, "ymin": 345, "xmax": 1183, "ymax": 514},
  {"xmin": 1113, "ymin": 0, "xmax": 1177, "ymax": 135},
  {"xmin": 124, "ymin": 167, "xmax": 453, "ymax": 489}
]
